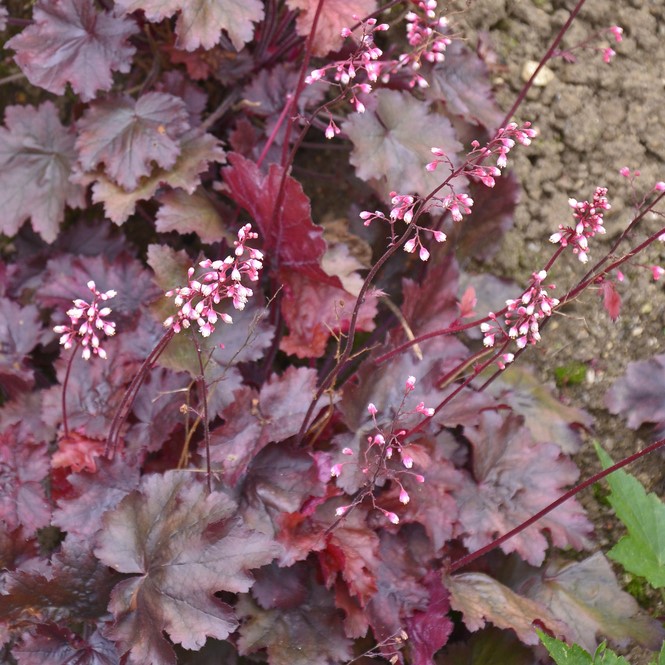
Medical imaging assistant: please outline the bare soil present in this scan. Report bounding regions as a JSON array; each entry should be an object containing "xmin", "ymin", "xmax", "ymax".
[{"xmin": 455, "ymin": 0, "xmax": 665, "ymax": 661}]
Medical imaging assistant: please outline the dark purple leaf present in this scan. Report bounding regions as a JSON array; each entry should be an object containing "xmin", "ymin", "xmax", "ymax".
[
  {"xmin": 424, "ymin": 39, "xmax": 504, "ymax": 131},
  {"xmin": 0, "ymin": 425, "xmax": 50, "ymax": 534},
  {"xmin": 404, "ymin": 571, "xmax": 453, "ymax": 665},
  {"xmin": 39, "ymin": 252, "xmax": 161, "ymax": 324},
  {"xmin": 0, "ymin": 299, "xmax": 44, "ymax": 399},
  {"xmin": 0, "ymin": 102, "xmax": 84, "ymax": 242},
  {"xmin": 209, "ymin": 367, "xmax": 325, "ymax": 485},
  {"xmin": 252, "ymin": 561, "xmax": 309, "ymax": 610},
  {"xmin": 484, "ymin": 364, "xmax": 593, "ymax": 454},
  {"xmin": 76, "ymin": 93, "xmax": 190, "ymax": 191},
  {"xmin": 237, "ymin": 574, "xmax": 353, "ymax": 665},
  {"xmin": 115, "ymin": 0, "xmax": 264, "ymax": 51},
  {"xmin": 0, "ymin": 537, "xmax": 120, "ymax": 627},
  {"xmin": 14, "ymin": 623, "xmax": 120, "ymax": 665},
  {"xmin": 52, "ymin": 454, "xmax": 140, "ymax": 538},
  {"xmin": 41, "ymin": 337, "xmax": 140, "ymax": 438},
  {"xmin": 454, "ymin": 412, "xmax": 593, "ymax": 566},
  {"xmin": 606, "ymin": 353, "xmax": 665, "ymax": 430},
  {"xmin": 95, "ymin": 471, "xmax": 279, "ymax": 665},
  {"xmin": 157, "ymin": 70, "xmax": 208, "ymax": 127},
  {"xmin": 124, "ymin": 367, "xmax": 191, "ymax": 455},
  {"xmin": 240, "ymin": 444, "xmax": 327, "ymax": 554},
  {"xmin": 343, "ymin": 89, "xmax": 463, "ymax": 197},
  {"xmin": 366, "ymin": 531, "xmax": 430, "ymax": 645},
  {"xmin": 379, "ymin": 436, "xmax": 463, "ymax": 552},
  {"xmin": 7, "ymin": 0, "xmax": 137, "ymax": 102}
]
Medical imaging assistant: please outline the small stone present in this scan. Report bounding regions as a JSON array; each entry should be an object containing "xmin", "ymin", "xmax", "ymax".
[{"xmin": 521, "ymin": 61, "xmax": 555, "ymax": 86}]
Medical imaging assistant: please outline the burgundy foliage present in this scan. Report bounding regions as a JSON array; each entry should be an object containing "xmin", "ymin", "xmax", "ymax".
[{"xmin": 0, "ymin": 1, "xmax": 661, "ymax": 663}]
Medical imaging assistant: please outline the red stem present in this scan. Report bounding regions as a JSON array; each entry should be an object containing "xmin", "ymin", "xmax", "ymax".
[
  {"xmin": 192, "ymin": 337, "xmax": 212, "ymax": 493},
  {"xmin": 105, "ymin": 328, "xmax": 175, "ymax": 458},
  {"xmin": 499, "ymin": 0, "xmax": 588, "ymax": 128},
  {"xmin": 61, "ymin": 342, "xmax": 80, "ymax": 438},
  {"xmin": 449, "ymin": 436, "xmax": 665, "ymax": 574}
]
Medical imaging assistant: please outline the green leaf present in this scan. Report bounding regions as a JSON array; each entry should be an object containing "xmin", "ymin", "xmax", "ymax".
[
  {"xmin": 537, "ymin": 630, "xmax": 592, "ymax": 664},
  {"xmin": 538, "ymin": 632, "xmax": 632, "ymax": 665},
  {"xmin": 554, "ymin": 361, "xmax": 588, "ymax": 387},
  {"xmin": 595, "ymin": 443, "xmax": 665, "ymax": 587}
]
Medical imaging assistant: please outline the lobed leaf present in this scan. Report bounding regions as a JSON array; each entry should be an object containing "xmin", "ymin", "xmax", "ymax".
[
  {"xmin": 7, "ymin": 0, "xmax": 137, "ymax": 102},
  {"xmin": 596, "ymin": 444, "xmax": 665, "ymax": 588},
  {"xmin": 237, "ymin": 576, "xmax": 353, "ymax": 665},
  {"xmin": 286, "ymin": 0, "xmax": 377, "ymax": 56},
  {"xmin": 14, "ymin": 623, "xmax": 120, "ymax": 665},
  {"xmin": 115, "ymin": 0, "xmax": 264, "ymax": 51},
  {"xmin": 76, "ymin": 93, "xmax": 190, "ymax": 191},
  {"xmin": 95, "ymin": 470, "xmax": 279, "ymax": 665},
  {"xmin": 521, "ymin": 552, "xmax": 665, "ymax": 652},
  {"xmin": 0, "ymin": 102, "xmax": 84, "ymax": 242},
  {"xmin": 0, "ymin": 425, "xmax": 50, "ymax": 535},
  {"xmin": 454, "ymin": 412, "xmax": 593, "ymax": 566},
  {"xmin": 605, "ymin": 353, "xmax": 665, "ymax": 430},
  {"xmin": 446, "ymin": 571, "xmax": 568, "ymax": 645},
  {"xmin": 343, "ymin": 89, "xmax": 463, "ymax": 198},
  {"xmin": 87, "ymin": 133, "xmax": 225, "ymax": 224}
]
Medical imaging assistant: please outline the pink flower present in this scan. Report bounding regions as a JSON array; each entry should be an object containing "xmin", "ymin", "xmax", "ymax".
[
  {"xmin": 650, "ymin": 265, "xmax": 665, "ymax": 281},
  {"xmin": 165, "ymin": 224, "xmax": 263, "ymax": 336},
  {"xmin": 609, "ymin": 25, "xmax": 623, "ymax": 43},
  {"xmin": 53, "ymin": 280, "xmax": 117, "ymax": 360}
]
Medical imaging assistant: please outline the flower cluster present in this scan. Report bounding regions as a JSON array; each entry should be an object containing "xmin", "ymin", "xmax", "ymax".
[
  {"xmin": 428, "ymin": 122, "xmax": 537, "ymax": 180},
  {"xmin": 481, "ymin": 270, "xmax": 559, "ymax": 351},
  {"xmin": 53, "ymin": 281, "xmax": 117, "ymax": 360},
  {"xmin": 403, "ymin": 0, "xmax": 451, "ymax": 66},
  {"xmin": 331, "ymin": 376, "xmax": 429, "ymax": 524},
  {"xmin": 306, "ymin": 17, "xmax": 388, "ymax": 136},
  {"xmin": 163, "ymin": 224, "xmax": 263, "ymax": 336},
  {"xmin": 549, "ymin": 187, "xmax": 610, "ymax": 262},
  {"xmin": 602, "ymin": 25, "xmax": 624, "ymax": 63}
]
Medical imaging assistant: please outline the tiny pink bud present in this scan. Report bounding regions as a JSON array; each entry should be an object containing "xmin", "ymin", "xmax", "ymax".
[
  {"xmin": 367, "ymin": 402, "xmax": 377, "ymax": 415},
  {"xmin": 335, "ymin": 505, "xmax": 350, "ymax": 517},
  {"xmin": 399, "ymin": 489, "xmax": 410, "ymax": 504},
  {"xmin": 331, "ymin": 464, "xmax": 343, "ymax": 477},
  {"xmin": 433, "ymin": 230, "xmax": 446, "ymax": 243},
  {"xmin": 402, "ymin": 454, "xmax": 413, "ymax": 469},
  {"xmin": 405, "ymin": 376, "xmax": 416, "ymax": 391},
  {"xmin": 651, "ymin": 265, "xmax": 665, "ymax": 281},
  {"xmin": 419, "ymin": 246, "xmax": 430, "ymax": 261},
  {"xmin": 414, "ymin": 474, "xmax": 425, "ymax": 483},
  {"xmin": 385, "ymin": 511, "xmax": 400, "ymax": 524},
  {"xmin": 342, "ymin": 447, "xmax": 354, "ymax": 456},
  {"xmin": 655, "ymin": 181, "xmax": 665, "ymax": 192}
]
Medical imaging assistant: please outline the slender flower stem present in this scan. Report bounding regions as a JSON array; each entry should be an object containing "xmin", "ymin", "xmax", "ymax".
[
  {"xmin": 499, "ymin": 0, "xmax": 588, "ymax": 128},
  {"xmin": 449, "ymin": 436, "xmax": 665, "ymax": 574},
  {"xmin": 61, "ymin": 341, "xmax": 81, "ymax": 439},
  {"xmin": 105, "ymin": 328, "xmax": 175, "ymax": 458},
  {"xmin": 295, "ymin": 221, "xmax": 416, "ymax": 444},
  {"xmin": 192, "ymin": 337, "xmax": 212, "ymax": 493}
]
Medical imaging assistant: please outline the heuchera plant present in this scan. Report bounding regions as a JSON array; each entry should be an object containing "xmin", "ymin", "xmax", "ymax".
[{"xmin": 0, "ymin": 0, "xmax": 664, "ymax": 663}]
